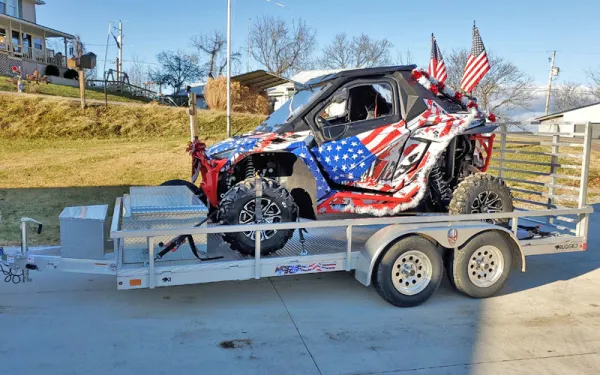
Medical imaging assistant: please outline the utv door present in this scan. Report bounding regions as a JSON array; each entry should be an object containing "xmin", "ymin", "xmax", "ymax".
[{"xmin": 310, "ymin": 78, "xmax": 409, "ymax": 190}]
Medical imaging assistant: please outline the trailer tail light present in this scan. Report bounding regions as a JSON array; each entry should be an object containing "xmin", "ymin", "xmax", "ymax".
[
  {"xmin": 129, "ymin": 278, "xmax": 142, "ymax": 287},
  {"xmin": 583, "ymin": 242, "xmax": 587, "ymax": 251}
]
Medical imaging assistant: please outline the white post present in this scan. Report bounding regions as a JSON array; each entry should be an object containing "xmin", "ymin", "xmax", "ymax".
[
  {"xmin": 576, "ymin": 122, "xmax": 592, "ymax": 239},
  {"xmin": 226, "ymin": 0, "xmax": 232, "ymax": 138}
]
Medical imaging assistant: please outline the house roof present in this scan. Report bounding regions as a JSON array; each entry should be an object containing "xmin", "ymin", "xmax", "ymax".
[
  {"xmin": 0, "ymin": 13, "xmax": 75, "ymax": 39},
  {"xmin": 535, "ymin": 101, "xmax": 600, "ymax": 122},
  {"xmin": 231, "ymin": 70, "xmax": 287, "ymax": 91}
]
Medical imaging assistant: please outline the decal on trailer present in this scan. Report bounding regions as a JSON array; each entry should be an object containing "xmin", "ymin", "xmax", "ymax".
[
  {"xmin": 447, "ymin": 228, "xmax": 458, "ymax": 246},
  {"xmin": 275, "ymin": 261, "xmax": 337, "ymax": 276}
]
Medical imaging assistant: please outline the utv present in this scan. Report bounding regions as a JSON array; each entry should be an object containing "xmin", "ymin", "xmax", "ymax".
[{"xmin": 169, "ymin": 65, "xmax": 513, "ymax": 255}]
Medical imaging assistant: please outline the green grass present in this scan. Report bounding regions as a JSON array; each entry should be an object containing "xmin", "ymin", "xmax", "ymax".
[
  {"xmin": 0, "ymin": 138, "xmax": 192, "ymax": 245},
  {"xmin": 0, "ymin": 75, "xmax": 149, "ymax": 103}
]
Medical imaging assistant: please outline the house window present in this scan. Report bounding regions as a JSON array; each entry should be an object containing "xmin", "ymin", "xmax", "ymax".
[
  {"xmin": 5, "ymin": 0, "xmax": 18, "ymax": 17},
  {"xmin": 0, "ymin": 28, "xmax": 6, "ymax": 50},
  {"xmin": 33, "ymin": 37, "xmax": 42, "ymax": 50},
  {"xmin": 11, "ymin": 29, "xmax": 20, "ymax": 53}
]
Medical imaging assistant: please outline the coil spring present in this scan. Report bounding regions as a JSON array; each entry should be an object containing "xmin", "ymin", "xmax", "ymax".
[
  {"xmin": 244, "ymin": 158, "xmax": 256, "ymax": 179},
  {"xmin": 429, "ymin": 166, "xmax": 452, "ymax": 204}
]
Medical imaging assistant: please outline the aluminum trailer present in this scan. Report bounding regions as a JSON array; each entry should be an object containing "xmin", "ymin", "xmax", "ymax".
[{"xmin": 0, "ymin": 122, "xmax": 595, "ymax": 307}]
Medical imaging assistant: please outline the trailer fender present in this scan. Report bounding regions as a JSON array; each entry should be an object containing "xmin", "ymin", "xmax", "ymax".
[{"xmin": 354, "ymin": 221, "xmax": 525, "ymax": 287}]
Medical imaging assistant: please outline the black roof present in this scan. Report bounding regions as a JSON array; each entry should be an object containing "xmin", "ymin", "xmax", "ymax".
[{"xmin": 304, "ymin": 65, "xmax": 417, "ymax": 87}]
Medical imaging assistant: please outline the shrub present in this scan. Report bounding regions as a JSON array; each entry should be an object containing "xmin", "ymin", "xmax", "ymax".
[{"xmin": 204, "ymin": 76, "xmax": 271, "ymax": 115}]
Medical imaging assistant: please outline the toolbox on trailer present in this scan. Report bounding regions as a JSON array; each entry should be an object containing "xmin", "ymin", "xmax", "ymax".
[{"xmin": 59, "ymin": 205, "xmax": 108, "ymax": 260}]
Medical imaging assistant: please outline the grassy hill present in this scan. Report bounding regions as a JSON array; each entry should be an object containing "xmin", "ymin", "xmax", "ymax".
[
  {"xmin": 0, "ymin": 93, "xmax": 265, "ymax": 140},
  {"xmin": 0, "ymin": 75, "xmax": 150, "ymax": 103}
]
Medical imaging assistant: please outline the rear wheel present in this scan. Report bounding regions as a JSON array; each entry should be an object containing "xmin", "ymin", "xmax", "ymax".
[
  {"xmin": 374, "ymin": 236, "xmax": 443, "ymax": 307},
  {"xmin": 218, "ymin": 177, "xmax": 297, "ymax": 256},
  {"xmin": 448, "ymin": 173, "xmax": 513, "ymax": 223},
  {"xmin": 449, "ymin": 231, "xmax": 513, "ymax": 298}
]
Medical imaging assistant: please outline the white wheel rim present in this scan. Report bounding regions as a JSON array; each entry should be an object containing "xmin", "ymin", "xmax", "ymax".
[
  {"xmin": 391, "ymin": 250, "xmax": 433, "ymax": 296},
  {"xmin": 467, "ymin": 245, "xmax": 505, "ymax": 287}
]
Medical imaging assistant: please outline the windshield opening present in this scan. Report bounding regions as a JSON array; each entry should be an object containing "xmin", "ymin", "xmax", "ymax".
[{"xmin": 256, "ymin": 85, "xmax": 325, "ymax": 133}]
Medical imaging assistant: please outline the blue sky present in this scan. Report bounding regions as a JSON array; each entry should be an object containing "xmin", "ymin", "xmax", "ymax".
[{"xmin": 37, "ymin": 0, "xmax": 597, "ymax": 86}]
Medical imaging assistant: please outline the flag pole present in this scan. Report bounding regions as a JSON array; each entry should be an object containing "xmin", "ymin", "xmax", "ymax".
[{"xmin": 226, "ymin": 0, "xmax": 232, "ymax": 138}]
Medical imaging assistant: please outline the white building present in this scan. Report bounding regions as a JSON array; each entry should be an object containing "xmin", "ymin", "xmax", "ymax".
[{"xmin": 535, "ymin": 102, "xmax": 600, "ymax": 138}]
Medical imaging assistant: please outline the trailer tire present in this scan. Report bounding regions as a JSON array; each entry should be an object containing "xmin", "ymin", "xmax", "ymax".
[
  {"xmin": 450, "ymin": 231, "xmax": 512, "ymax": 298},
  {"xmin": 448, "ymin": 173, "xmax": 513, "ymax": 223},
  {"xmin": 218, "ymin": 177, "xmax": 297, "ymax": 256},
  {"xmin": 374, "ymin": 235, "xmax": 443, "ymax": 307}
]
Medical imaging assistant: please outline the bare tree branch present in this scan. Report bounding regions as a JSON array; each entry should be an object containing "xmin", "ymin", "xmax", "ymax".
[
  {"xmin": 250, "ymin": 16, "xmax": 316, "ymax": 76},
  {"xmin": 319, "ymin": 33, "xmax": 393, "ymax": 69},
  {"xmin": 127, "ymin": 55, "xmax": 147, "ymax": 87},
  {"xmin": 552, "ymin": 81, "xmax": 596, "ymax": 112}
]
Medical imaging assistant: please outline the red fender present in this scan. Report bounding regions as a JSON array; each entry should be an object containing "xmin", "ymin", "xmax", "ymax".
[{"xmin": 188, "ymin": 139, "xmax": 228, "ymax": 207}]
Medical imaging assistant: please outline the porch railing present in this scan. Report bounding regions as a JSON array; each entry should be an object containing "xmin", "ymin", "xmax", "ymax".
[{"xmin": 0, "ymin": 45, "xmax": 66, "ymax": 67}]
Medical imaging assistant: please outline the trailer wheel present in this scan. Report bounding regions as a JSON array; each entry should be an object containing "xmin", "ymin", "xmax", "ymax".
[
  {"xmin": 450, "ymin": 231, "xmax": 512, "ymax": 298},
  {"xmin": 374, "ymin": 236, "xmax": 443, "ymax": 307}
]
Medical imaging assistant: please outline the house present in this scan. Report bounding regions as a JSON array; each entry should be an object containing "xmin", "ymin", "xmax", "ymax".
[
  {"xmin": 0, "ymin": 0, "xmax": 75, "ymax": 78},
  {"xmin": 535, "ymin": 102, "xmax": 600, "ymax": 138}
]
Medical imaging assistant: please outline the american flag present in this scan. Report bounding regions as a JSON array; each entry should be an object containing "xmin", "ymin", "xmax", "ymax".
[
  {"xmin": 428, "ymin": 34, "xmax": 447, "ymax": 83},
  {"xmin": 460, "ymin": 25, "xmax": 490, "ymax": 93}
]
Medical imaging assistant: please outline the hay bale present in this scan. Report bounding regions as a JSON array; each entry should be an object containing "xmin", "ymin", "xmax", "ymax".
[{"xmin": 204, "ymin": 76, "xmax": 271, "ymax": 115}]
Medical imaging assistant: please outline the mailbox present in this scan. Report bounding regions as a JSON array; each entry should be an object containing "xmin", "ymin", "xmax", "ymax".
[{"xmin": 80, "ymin": 52, "xmax": 96, "ymax": 70}]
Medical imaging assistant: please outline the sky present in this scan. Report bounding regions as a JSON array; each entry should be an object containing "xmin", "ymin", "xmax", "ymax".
[{"xmin": 37, "ymin": 0, "xmax": 599, "ymax": 118}]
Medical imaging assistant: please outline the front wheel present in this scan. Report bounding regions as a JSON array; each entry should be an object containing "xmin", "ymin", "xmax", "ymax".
[
  {"xmin": 373, "ymin": 235, "xmax": 443, "ymax": 307},
  {"xmin": 218, "ymin": 178, "xmax": 297, "ymax": 256}
]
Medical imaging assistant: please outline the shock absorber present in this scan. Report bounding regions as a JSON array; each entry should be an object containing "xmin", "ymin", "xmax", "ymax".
[
  {"xmin": 244, "ymin": 157, "xmax": 256, "ymax": 179},
  {"xmin": 429, "ymin": 163, "xmax": 452, "ymax": 209}
]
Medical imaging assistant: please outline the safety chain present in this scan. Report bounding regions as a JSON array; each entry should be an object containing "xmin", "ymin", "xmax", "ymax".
[{"xmin": 0, "ymin": 262, "xmax": 24, "ymax": 284}]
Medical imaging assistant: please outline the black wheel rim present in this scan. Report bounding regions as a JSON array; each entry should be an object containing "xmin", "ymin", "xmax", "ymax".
[{"xmin": 238, "ymin": 198, "xmax": 282, "ymax": 240}]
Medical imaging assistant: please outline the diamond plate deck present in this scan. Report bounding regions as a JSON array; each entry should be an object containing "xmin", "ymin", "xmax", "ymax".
[{"xmin": 121, "ymin": 224, "xmax": 384, "ymax": 269}]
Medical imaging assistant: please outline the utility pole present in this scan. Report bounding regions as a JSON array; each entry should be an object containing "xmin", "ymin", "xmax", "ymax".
[
  {"xmin": 226, "ymin": 0, "xmax": 232, "ymax": 138},
  {"xmin": 545, "ymin": 51, "xmax": 559, "ymax": 115},
  {"xmin": 76, "ymin": 38, "xmax": 86, "ymax": 109},
  {"xmin": 118, "ymin": 21, "xmax": 123, "ymax": 83}
]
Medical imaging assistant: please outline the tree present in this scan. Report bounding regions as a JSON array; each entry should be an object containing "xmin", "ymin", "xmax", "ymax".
[
  {"xmin": 445, "ymin": 48, "xmax": 535, "ymax": 116},
  {"xmin": 552, "ymin": 81, "xmax": 595, "ymax": 112},
  {"xmin": 585, "ymin": 67, "xmax": 600, "ymax": 100},
  {"xmin": 395, "ymin": 48, "xmax": 415, "ymax": 66},
  {"xmin": 191, "ymin": 31, "xmax": 241, "ymax": 78},
  {"xmin": 319, "ymin": 33, "xmax": 393, "ymax": 69},
  {"xmin": 250, "ymin": 16, "xmax": 316, "ymax": 76},
  {"xmin": 149, "ymin": 50, "xmax": 202, "ymax": 94},
  {"xmin": 128, "ymin": 55, "xmax": 148, "ymax": 87}
]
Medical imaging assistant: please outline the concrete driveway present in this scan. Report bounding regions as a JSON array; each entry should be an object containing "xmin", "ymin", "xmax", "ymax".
[{"xmin": 2, "ymin": 213, "xmax": 600, "ymax": 375}]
